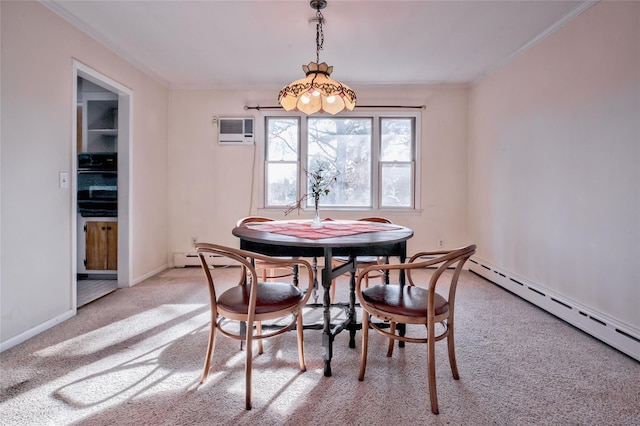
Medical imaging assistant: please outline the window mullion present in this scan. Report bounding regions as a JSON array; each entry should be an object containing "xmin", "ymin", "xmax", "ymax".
[
  {"xmin": 372, "ymin": 117, "xmax": 381, "ymax": 209},
  {"xmin": 299, "ymin": 117, "xmax": 308, "ymax": 208}
]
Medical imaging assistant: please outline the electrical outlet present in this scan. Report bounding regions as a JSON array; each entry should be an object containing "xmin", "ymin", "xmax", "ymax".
[
  {"xmin": 191, "ymin": 237, "xmax": 197, "ymax": 247},
  {"xmin": 438, "ymin": 239, "xmax": 444, "ymax": 248}
]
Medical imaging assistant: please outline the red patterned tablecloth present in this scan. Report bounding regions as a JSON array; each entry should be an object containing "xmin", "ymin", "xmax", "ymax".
[{"xmin": 246, "ymin": 221, "xmax": 400, "ymax": 240}]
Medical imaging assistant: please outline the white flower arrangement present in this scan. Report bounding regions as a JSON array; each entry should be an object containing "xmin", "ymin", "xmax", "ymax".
[{"xmin": 284, "ymin": 160, "xmax": 338, "ymax": 216}]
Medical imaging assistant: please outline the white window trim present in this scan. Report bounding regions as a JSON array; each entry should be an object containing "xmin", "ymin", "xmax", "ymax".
[{"xmin": 259, "ymin": 109, "xmax": 422, "ymax": 214}]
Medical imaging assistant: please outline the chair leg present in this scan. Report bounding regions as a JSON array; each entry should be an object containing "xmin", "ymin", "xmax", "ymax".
[
  {"xmin": 358, "ymin": 311, "xmax": 370, "ymax": 381},
  {"xmin": 427, "ymin": 323, "xmax": 439, "ymax": 415},
  {"xmin": 245, "ymin": 323, "xmax": 253, "ymax": 410},
  {"xmin": 201, "ymin": 324, "xmax": 217, "ymax": 383},
  {"xmin": 257, "ymin": 321, "xmax": 264, "ymax": 355},
  {"xmin": 447, "ymin": 321, "xmax": 459, "ymax": 380},
  {"xmin": 296, "ymin": 312, "xmax": 307, "ymax": 371},
  {"xmin": 386, "ymin": 321, "xmax": 396, "ymax": 357}
]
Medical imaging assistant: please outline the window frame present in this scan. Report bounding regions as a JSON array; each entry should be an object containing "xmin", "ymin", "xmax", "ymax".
[{"xmin": 261, "ymin": 109, "xmax": 421, "ymax": 213}]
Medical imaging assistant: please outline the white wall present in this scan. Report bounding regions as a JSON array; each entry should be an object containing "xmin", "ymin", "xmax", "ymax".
[
  {"xmin": 468, "ymin": 1, "xmax": 639, "ymax": 330},
  {"xmin": 167, "ymin": 87, "xmax": 470, "ymax": 258},
  {"xmin": 10, "ymin": 0, "xmax": 633, "ymax": 355},
  {"xmin": 1, "ymin": 2, "xmax": 169, "ymax": 345}
]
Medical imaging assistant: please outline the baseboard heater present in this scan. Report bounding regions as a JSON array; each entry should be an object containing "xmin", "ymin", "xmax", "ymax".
[
  {"xmin": 173, "ymin": 252, "xmax": 232, "ymax": 267},
  {"xmin": 468, "ymin": 256, "xmax": 640, "ymax": 362}
]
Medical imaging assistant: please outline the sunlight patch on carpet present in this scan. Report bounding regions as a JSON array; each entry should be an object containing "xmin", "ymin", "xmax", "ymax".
[{"xmin": 34, "ymin": 304, "xmax": 206, "ymax": 357}]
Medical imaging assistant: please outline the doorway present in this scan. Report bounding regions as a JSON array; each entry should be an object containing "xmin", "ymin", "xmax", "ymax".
[{"xmin": 72, "ymin": 61, "xmax": 132, "ymax": 308}]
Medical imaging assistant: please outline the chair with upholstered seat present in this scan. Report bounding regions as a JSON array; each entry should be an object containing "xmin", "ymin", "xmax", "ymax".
[
  {"xmin": 196, "ymin": 243, "xmax": 314, "ymax": 410},
  {"xmin": 330, "ymin": 217, "xmax": 393, "ymax": 302},
  {"xmin": 356, "ymin": 244, "xmax": 477, "ymax": 414},
  {"xmin": 237, "ymin": 216, "xmax": 295, "ymax": 281}
]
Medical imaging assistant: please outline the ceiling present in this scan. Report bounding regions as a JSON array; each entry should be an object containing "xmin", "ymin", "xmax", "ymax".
[{"xmin": 45, "ymin": 0, "xmax": 595, "ymax": 90}]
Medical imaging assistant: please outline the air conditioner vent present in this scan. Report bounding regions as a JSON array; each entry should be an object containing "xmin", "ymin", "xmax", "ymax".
[
  {"xmin": 220, "ymin": 119, "xmax": 242, "ymax": 134},
  {"xmin": 218, "ymin": 117, "xmax": 254, "ymax": 145}
]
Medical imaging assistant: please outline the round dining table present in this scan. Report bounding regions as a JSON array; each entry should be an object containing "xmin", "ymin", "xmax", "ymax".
[{"xmin": 232, "ymin": 219, "xmax": 414, "ymax": 376}]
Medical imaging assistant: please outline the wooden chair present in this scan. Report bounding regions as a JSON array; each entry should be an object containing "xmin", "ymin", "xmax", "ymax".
[
  {"xmin": 330, "ymin": 217, "xmax": 392, "ymax": 302},
  {"xmin": 196, "ymin": 243, "xmax": 314, "ymax": 410},
  {"xmin": 356, "ymin": 244, "xmax": 477, "ymax": 414},
  {"xmin": 237, "ymin": 217, "xmax": 295, "ymax": 281}
]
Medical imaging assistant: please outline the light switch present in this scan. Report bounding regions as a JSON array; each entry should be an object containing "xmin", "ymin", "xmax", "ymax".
[{"xmin": 59, "ymin": 172, "xmax": 70, "ymax": 189}]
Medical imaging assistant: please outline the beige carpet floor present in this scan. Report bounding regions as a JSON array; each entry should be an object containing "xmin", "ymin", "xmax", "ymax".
[{"xmin": 1, "ymin": 266, "xmax": 638, "ymax": 425}]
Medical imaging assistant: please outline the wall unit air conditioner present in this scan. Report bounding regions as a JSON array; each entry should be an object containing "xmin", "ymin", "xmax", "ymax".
[{"xmin": 218, "ymin": 117, "xmax": 254, "ymax": 145}]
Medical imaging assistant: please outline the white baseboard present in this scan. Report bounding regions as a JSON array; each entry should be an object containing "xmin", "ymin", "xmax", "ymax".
[
  {"xmin": 131, "ymin": 263, "xmax": 168, "ymax": 286},
  {"xmin": 468, "ymin": 257, "xmax": 640, "ymax": 362},
  {"xmin": 0, "ymin": 309, "xmax": 76, "ymax": 353}
]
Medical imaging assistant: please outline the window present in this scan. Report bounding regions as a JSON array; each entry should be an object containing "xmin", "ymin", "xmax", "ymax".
[
  {"xmin": 380, "ymin": 118, "xmax": 415, "ymax": 207},
  {"xmin": 308, "ymin": 117, "xmax": 372, "ymax": 207},
  {"xmin": 264, "ymin": 112, "xmax": 419, "ymax": 210},
  {"xmin": 265, "ymin": 117, "xmax": 299, "ymax": 206}
]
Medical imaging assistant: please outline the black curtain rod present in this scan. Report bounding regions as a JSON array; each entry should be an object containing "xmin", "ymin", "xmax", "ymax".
[{"xmin": 244, "ymin": 105, "xmax": 426, "ymax": 111}]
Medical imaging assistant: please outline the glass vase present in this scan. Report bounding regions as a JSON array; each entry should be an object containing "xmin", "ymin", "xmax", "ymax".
[{"xmin": 311, "ymin": 194, "xmax": 322, "ymax": 228}]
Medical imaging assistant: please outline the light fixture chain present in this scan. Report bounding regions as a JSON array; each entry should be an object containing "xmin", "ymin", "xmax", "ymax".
[
  {"xmin": 278, "ymin": 0, "xmax": 356, "ymax": 114},
  {"xmin": 316, "ymin": 9, "xmax": 324, "ymax": 64}
]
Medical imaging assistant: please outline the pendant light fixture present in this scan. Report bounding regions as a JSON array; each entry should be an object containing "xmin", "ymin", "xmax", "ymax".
[{"xmin": 278, "ymin": 0, "xmax": 356, "ymax": 115}]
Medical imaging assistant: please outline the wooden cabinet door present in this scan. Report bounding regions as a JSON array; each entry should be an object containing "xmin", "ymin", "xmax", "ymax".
[
  {"xmin": 85, "ymin": 221, "xmax": 117, "ymax": 270},
  {"xmin": 106, "ymin": 222, "xmax": 118, "ymax": 270},
  {"xmin": 86, "ymin": 222, "xmax": 108, "ymax": 270}
]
